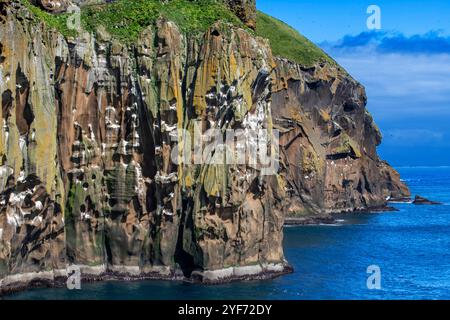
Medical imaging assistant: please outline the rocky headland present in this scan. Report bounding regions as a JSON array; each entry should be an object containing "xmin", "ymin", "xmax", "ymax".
[{"xmin": 0, "ymin": 0, "xmax": 409, "ymax": 294}]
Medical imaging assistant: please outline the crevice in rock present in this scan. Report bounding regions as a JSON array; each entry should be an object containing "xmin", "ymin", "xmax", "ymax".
[
  {"xmin": 343, "ymin": 101, "xmax": 358, "ymax": 113},
  {"xmin": 15, "ymin": 65, "xmax": 34, "ymax": 135},
  {"xmin": 104, "ymin": 232, "xmax": 113, "ymax": 265},
  {"xmin": 0, "ymin": 4, "xmax": 6, "ymax": 23},
  {"xmin": 1, "ymin": 89, "xmax": 13, "ymax": 120},
  {"xmin": 0, "ymin": 42, "xmax": 5, "ymax": 63},
  {"xmin": 326, "ymin": 153, "xmax": 352, "ymax": 161},
  {"xmin": 132, "ymin": 65, "xmax": 158, "ymax": 178},
  {"xmin": 175, "ymin": 197, "xmax": 197, "ymax": 278}
]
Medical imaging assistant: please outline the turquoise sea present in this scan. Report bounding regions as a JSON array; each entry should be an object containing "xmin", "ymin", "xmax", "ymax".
[{"xmin": 6, "ymin": 167, "xmax": 450, "ymax": 300}]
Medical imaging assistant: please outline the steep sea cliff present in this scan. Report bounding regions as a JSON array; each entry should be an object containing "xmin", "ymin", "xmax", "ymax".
[{"xmin": 0, "ymin": 0, "xmax": 409, "ymax": 294}]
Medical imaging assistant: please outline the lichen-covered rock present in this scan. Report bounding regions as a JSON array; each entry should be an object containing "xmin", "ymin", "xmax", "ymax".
[{"xmin": 0, "ymin": 0, "xmax": 408, "ymax": 293}]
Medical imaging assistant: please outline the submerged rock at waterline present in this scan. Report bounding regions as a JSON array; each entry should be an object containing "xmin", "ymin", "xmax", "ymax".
[
  {"xmin": 413, "ymin": 196, "xmax": 442, "ymax": 205},
  {"xmin": 0, "ymin": 0, "xmax": 408, "ymax": 293}
]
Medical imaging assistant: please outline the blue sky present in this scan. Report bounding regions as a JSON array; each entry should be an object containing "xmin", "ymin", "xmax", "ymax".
[
  {"xmin": 257, "ymin": 0, "xmax": 450, "ymax": 42},
  {"xmin": 258, "ymin": 0, "xmax": 450, "ymax": 166}
]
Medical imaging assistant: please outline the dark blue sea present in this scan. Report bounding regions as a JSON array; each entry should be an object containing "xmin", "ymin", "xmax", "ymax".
[{"xmin": 6, "ymin": 167, "xmax": 450, "ymax": 300}]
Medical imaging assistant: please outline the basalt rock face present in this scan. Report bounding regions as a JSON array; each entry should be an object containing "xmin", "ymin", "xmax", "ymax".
[
  {"xmin": 272, "ymin": 60, "xmax": 410, "ymax": 220},
  {"xmin": 0, "ymin": 1, "xmax": 288, "ymax": 292},
  {"xmin": 0, "ymin": 1, "xmax": 408, "ymax": 293}
]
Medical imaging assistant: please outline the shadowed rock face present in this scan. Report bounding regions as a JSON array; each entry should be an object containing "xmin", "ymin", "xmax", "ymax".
[
  {"xmin": 0, "ymin": 1, "xmax": 408, "ymax": 293},
  {"xmin": 223, "ymin": 0, "xmax": 256, "ymax": 29}
]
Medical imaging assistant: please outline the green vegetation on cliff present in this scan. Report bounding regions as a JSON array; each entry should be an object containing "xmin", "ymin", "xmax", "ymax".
[
  {"xmin": 255, "ymin": 11, "xmax": 336, "ymax": 67},
  {"xmin": 22, "ymin": 0, "xmax": 243, "ymax": 41},
  {"xmin": 22, "ymin": 0, "xmax": 77, "ymax": 37},
  {"xmin": 19, "ymin": 0, "xmax": 336, "ymax": 67}
]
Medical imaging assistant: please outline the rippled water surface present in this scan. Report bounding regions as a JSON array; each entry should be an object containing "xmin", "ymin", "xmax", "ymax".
[{"xmin": 6, "ymin": 167, "xmax": 450, "ymax": 300}]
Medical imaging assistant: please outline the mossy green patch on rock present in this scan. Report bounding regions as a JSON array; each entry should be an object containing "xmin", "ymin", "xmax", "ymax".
[{"xmin": 332, "ymin": 133, "xmax": 362, "ymax": 159}]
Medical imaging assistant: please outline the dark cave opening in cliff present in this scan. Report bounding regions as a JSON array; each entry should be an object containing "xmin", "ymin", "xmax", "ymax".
[{"xmin": 174, "ymin": 197, "xmax": 197, "ymax": 278}]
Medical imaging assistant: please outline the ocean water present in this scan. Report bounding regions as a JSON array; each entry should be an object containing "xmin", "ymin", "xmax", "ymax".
[{"xmin": 5, "ymin": 167, "xmax": 450, "ymax": 300}]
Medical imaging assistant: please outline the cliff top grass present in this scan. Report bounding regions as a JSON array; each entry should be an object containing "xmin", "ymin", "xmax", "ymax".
[
  {"xmin": 21, "ymin": 0, "xmax": 243, "ymax": 41},
  {"xmin": 18, "ymin": 0, "xmax": 339, "ymax": 68},
  {"xmin": 255, "ymin": 11, "xmax": 337, "ymax": 67},
  {"xmin": 81, "ymin": 0, "xmax": 244, "ymax": 41}
]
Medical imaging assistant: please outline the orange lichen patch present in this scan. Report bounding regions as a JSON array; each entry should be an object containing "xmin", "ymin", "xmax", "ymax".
[
  {"xmin": 319, "ymin": 109, "xmax": 331, "ymax": 122},
  {"xmin": 184, "ymin": 173, "xmax": 194, "ymax": 188},
  {"xmin": 288, "ymin": 107, "xmax": 304, "ymax": 124}
]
